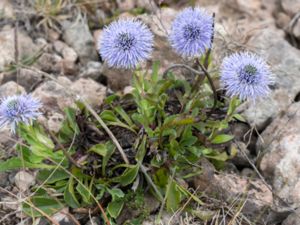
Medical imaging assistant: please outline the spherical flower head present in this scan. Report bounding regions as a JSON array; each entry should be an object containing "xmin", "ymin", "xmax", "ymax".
[
  {"xmin": 169, "ymin": 7, "xmax": 214, "ymax": 58},
  {"xmin": 99, "ymin": 19, "xmax": 154, "ymax": 69},
  {"xmin": 0, "ymin": 94, "xmax": 42, "ymax": 133},
  {"xmin": 220, "ymin": 52, "xmax": 273, "ymax": 101}
]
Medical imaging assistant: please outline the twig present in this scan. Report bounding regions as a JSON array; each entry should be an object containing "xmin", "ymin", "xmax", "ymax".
[
  {"xmin": 197, "ymin": 62, "xmax": 218, "ymax": 110},
  {"xmin": 163, "ymin": 64, "xmax": 204, "ymax": 78},
  {"xmin": 82, "ymin": 101, "xmax": 130, "ymax": 164},
  {"xmin": 48, "ymin": 129, "xmax": 87, "ymax": 169}
]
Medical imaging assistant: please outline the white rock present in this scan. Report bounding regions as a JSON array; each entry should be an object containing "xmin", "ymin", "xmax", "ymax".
[
  {"xmin": 116, "ymin": 0, "xmax": 135, "ymax": 11},
  {"xmin": 0, "ymin": 0, "xmax": 14, "ymax": 18},
  {"xmin": 240, "ymin": 27, "xmax": 300, "ymax": 129},
  {"xmin": 0, "ymin": 81, "xmax": 25, "ymax": 96},
  {"xmin": 71, "ymin": 78, "xmax": 107, "ymax": 106},
  {"xmin": 47, "ymin": 112, "xmax": 64, "ymax": 133},
  {"xmin": 0, "ymin": 27, "xmax": 38, "ymax": 71},
  {"xmin": 281, "ymin": 0, "xmax": 300, "ymax": 16},
  {"xmin": 54, "ymin": 40, "xmax": 78, "ymax": 62},
  {"xmin": 14, "ymin": 171, "xmax": 35, "ymax": 192},
  {"xmin": 63, "ymin": 17, "xmax": 98, "ymax": 63},
  {"xmin": 32, "ymin": 76, "xmax": 74, "ymax": 112},
  {"xmin": 258, "ymin": 102, "xmax": 300, "ymax": 208},
  {"xmin": 282, "ymin": 208, "xmax": 300, "ymax": 225}
]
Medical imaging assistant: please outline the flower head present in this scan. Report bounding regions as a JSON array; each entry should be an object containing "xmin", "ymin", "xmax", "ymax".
[
  {"xmin": 0, "ymin": 94, "xmax": 42, "ymax": 133},
  {"xmin": 220, "ymin": 52, "xmax": 273, "ymax": 101},
  {"xmin": 169, "ymin": 7, "xmax": 214, "ymax": 58},
  {"xmin": 99, "ymin": 19, "xmax": 154, "ymax": 69}
]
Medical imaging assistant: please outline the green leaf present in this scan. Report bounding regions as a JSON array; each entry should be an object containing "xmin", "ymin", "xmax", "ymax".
[
  {"xmin": 113, "ymin": 164, "xmax": 140, "ymax": 186},
  {"xmin": 37, "ymin": 169, "xmax": 69, "ymax": 184},
  {"xmin": 166, "ymin": 179, "xmax": 181, "ymax": 212},
  {"xmin": 233, "ymin": 113, "xmax": 246, "ymax": 122},
  {"xmin": 64, "ymin": 177, "xmax": 80, "ymax": 208},
  {"xmin": 114, "ymin": 106, "xmax": 134, "ymax": 127},
  {"xmin": 107, "ymin": 188, "xmax": 125, "ymax": 201},
  {"xmin": 0, "ymin": 158, "xmax": 55, "ymax": 172},
  {"xmin": 22, "ymin": 196, "xmax": 63, "ymax": 217},
  {"xmin": 107, "ymin": 200, "xmax": 124, "ymax": 218},
  {"xmin": 76, "ymin": 178, "xmax": 92, "ymax": 204},
  {"xmin": 211, "ymin": 134, "xmax": 234, "ymax": 144},
  {"xmin": 135, "ymin": 135, "xmax": 147, "ymax": 163},
  {"xmin": 89, "ymin": 142, "xmax": 115, "ymax": 176},
  {"xmin": 89, "ymin": 143, "xmax": 108, "ymax": 157}
]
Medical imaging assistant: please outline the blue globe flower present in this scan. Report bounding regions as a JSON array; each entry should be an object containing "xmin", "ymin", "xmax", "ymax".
[
  {"xmin": 0, "ymin": 94, "xmax": 42, "ymax": 133},
  {"xmin": 169, "ymin": 7, "xmax": 214, "ymax": 58},
  {"xmin": 220, "ymin": 52, "xmax": 273, "ymax": 101},
  {"xmin": 99, "ymin": 19, "xmax": 154, "ymax": 69}
]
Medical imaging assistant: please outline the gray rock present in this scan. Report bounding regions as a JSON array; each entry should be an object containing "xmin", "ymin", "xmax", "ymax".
[
  {"xmin": 35, "ymin": 53, "xmax": 62, "ymax": 73},
  {"xmin": 212, "ymin": 173, "xmax": 273, "ymax": 220},
  {"xmin": 47, "ymin": 112, "xmax": 64, "ymax": 133},
  {"xmin": 18, "ymin": 68, "xmax": 42, "ymax": 91},
  {"xmin": 53, "ymin": 40, "xmax": 78, "ymax": 62},
  {"xmin": 240, "ymin": 27, "xmax": 300, "ymax": 129},
  {"xmin": 292, "ymin": 18, "xmax": 300, "ymax": 39},
  {"xmin": 258, "ymin": 102, "xmax": 300, "ymax": 209},
  {"xmin": 71, "ymin": 78, "xmax": 107, "ymax": 106},
  {"xmin": 282, "ymin": 208, "xmax": 300, "ymax": 225},
  {"xmin": 0, "ymin": 0, "xmax": 14, "ymax": 18},
  {"xmin": 0, "ymin": 27, "xmax": 38, "ymax": 71},
  {"xmin": 79, "ymin": 61, "xmax": 103, "ymax": 80},
  {"xmin": 32, "ymin": 76, "xmax": 74, "ymax": 113},
  {"xmin": 281, "ymin": 0, "xmax": 300, "ymax": 16},
  {"xmin": 63, "ymin": 17, "xmax": 98, "ymax": 64},
  {"xmin": 116, "ymin": 0, "xmax": 135, "ymax": 11},
  {"xmin": 0, "ymin": 81, "xmax": 25, "ymax": 96},
  {"xmin": 14, "ymin": 171, "xmax": 35, "ymax": 192}
]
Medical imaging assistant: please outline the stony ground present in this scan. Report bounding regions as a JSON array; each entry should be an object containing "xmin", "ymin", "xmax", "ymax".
[{"xmin": 1, "ymin": 0, "xmax": 300, "ymax": 224}]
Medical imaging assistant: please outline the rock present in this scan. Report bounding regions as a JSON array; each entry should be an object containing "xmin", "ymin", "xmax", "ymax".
[
  {"xmin": 53, "ymin": 41, "xmax": 78, "ymax": 62},
  {"xmin": 0, "ymin": 171, "xmax": 9, "ymax": 187},
  {"xmin": 32, "ymin": 76, "xmax": 74, "ymax": 113},
  {"xmin": 281, "ymin": 0, "xmax": 300, "ymax": 16},
  {"xmin": 71, "ymin": 78, "xmax": 106, "ymax": 106},
  {"xmin": 142, "ymin": 212, "xmax": 174, "ymax": 225},
  {"xmin": 48, "ymin": 29, "xmax": 60, "ymax": 42},
  {"xmin": 239, "ymin": 27, "xmax": 300, "ymax": 130},
  {"xmin": 116, "ymin": 0, "xmax": 135, "ymax": 11},
  {"xmin": 258, "ymin": 102, "xmax": 300, "ymax": 209},
  {"xmin": 18, "ymin": 68, "xmax": 42, "ymax": 91},
  {"xmin": 139, "ymin": 7, "xmax": 176, "ymax": 38},
  {"xmin": 282, "ymin": 208, "xmax": 300, "ymax": 225},
  {"xmin": 1, "ymin": 196, "xmax": 18, "ymax": 211},
  {"xmin": 0, "ymin": 27, "xmax": 38, "ymax": 71},
  {"xmin": 276, "ymin": 12, "xmax": 291, "ymax": 29},
  {"xmin": 47, "ymin": 112, "xmax": 64, "ymax": 133},
  {"xmin": 136, "ymin": 0, "xmax": 158, "ymax": 12},
  {"xmin": 60, "ymin": 60, "xmax": 77, "ymax": 76},
  {"xmin": 0, "ymin": 0, "xmax": 14, "ymax": 18},
  {"xmin": 51, "ymin": 208, "xmax": 77, "ymax": 225},
  {"xmin": 292, "ymin": 18, "xmax": 300, "ymax": 39},
  {"xmin": 14, "ymin": 171, "xmax": 35, "ymax": 192},
  {"xmin": 35, "ymin": 53, "xmax": 62, "ymax": 73},
  {"xmin": 229, "ymin": 141, "xmax": 253, "ymax": 168},
  {"xmin": 241, "ymin": 168, "xmax": 255, "ymax": 177},
  {"xmin": 63, "ymin": 17, "xmax": 98, "ymax": 64},
  {"xmin": 85, "ymin": 217, "xmax": 101, "ymax": 225},
  {"xmin": 0, "ymin": 81, "xmax": 25, "ymax": 96},
  {"xmin": 212, "ymin": 173, "xmax": 273, "ymax": 220},
  {"xmin": 79, "ymin": 61, "xmax": 103, "ymax": 80}
]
